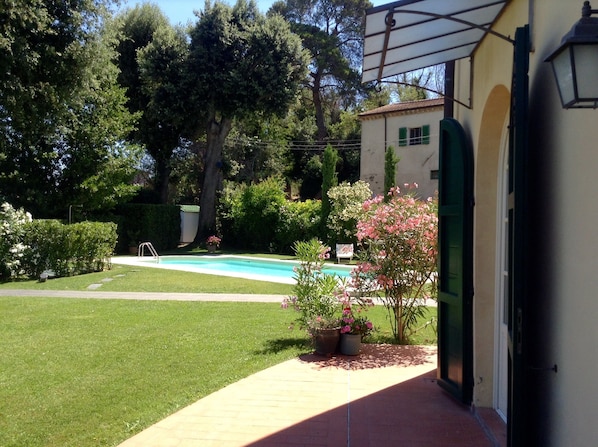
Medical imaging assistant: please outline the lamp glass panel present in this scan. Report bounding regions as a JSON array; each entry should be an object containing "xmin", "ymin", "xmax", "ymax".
[
  {"xmin": 572, "ymin": 44, "xmax": 598, "ymax": 99},
  {"xmin": 551, "ymin": 47, "xmax": 576, "ymax": 106}
]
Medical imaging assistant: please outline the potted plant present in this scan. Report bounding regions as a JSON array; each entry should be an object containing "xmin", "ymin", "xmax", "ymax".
[
  {"xmin": 127, "ymin": 229, "xmax": 140, "ymax": 255},
  {"xmin": 206, "ymin": 235, "xmax": 221, "ymax": 253},
  {"xmin": 339, "ymin": 306, "xmax": 374, "ymax": 355},
  {"xmin": 282, "ymin": 238, "xmax": 342, "ymax": 356}
]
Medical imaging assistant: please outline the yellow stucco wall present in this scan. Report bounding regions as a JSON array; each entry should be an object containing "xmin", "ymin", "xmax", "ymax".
[
  {"xmin": 453, "ymin": 1, "xmax": 527, "ymax": 411},
  {"xmin": 453, "ymin": 0, "xmax": 598, "ymax": 444}
]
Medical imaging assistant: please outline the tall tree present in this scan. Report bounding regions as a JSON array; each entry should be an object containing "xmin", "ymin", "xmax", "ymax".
[
  {"xmin": 137, "ymin": 25, "xmax": 190, "ymax": 203},
  {"xmin": 391, "ymin": 65, "xmax": 445, "ymax": 102},
  {"xmin": 384, "ymin": 145, "xmax": 399, "ymax": 199},
  {"xmin": 0, "ymin": 0, "xmax": 139, "ymax": 217},
  {"xmin": 321, "ymin": 144, "xmax": 338, "ymax": 239},
  {"xmin": 187, "ymin": 0, "xmax": 308, "ymax": 239},
  {"xmin": 270, "ymin": 0, "xmax": 371, "ymax": 141},
  {"xmin": 115, "ymin": 5, "xmax": 185, "ymax": 203}
]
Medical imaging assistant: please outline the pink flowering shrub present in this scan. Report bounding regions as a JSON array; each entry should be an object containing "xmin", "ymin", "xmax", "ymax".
[
  {"xmin": 352, "ymin": 186, "xmax": 438, "ymax": 343},
  {"xmin": 206, "ymin": 235, "xmax": 221, "ymax": 247}
]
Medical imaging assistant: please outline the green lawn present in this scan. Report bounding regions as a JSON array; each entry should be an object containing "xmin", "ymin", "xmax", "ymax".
[
  {"xmin": 0, "ymin": 259, "xmax": 436, "ymax": 447},
  {"xmin": 0, "ymin": 263, "xmax": 294, "ymax": 295},
  {"xmin": 0, "ymin": 297, "xmax": 310, "ymax": 447}
]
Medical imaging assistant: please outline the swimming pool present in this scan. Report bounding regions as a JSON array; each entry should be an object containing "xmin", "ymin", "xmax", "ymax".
[{"xmin": 112, "ymin": 255, "xmax": 355, "ymax": 284}]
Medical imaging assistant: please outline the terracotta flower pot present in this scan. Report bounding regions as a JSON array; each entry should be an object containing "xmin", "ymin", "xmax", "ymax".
[{"xmin": 313, "ymin": 328, "xmax": 340, "ymax": 356}]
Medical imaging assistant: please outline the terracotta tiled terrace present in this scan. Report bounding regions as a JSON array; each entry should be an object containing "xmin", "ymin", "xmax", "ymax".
[{"xmin": 117, "ymin": 344, "xmax": 506, "ymax": 447}]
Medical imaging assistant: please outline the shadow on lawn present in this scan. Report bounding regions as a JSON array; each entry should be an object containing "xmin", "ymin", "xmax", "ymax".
[{"xmin": 256, "ymin": 337, "xmax": 311, "ymax": 354}]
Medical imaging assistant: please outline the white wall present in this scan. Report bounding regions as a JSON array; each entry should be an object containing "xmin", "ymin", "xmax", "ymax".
[{"xmin": 360, "ymin": 106, "xmax": 443, "ymax": 199}]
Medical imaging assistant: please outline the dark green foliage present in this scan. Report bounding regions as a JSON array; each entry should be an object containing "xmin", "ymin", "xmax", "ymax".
[
  {"xmin": 321, "ymin": 145, "xmax": 339, "ymax": 240},
  {"xmin": 274, "ymin": 200, "xmax": 321, "ymax": 254},
  {"xmin": 115, "ymin": 6, "xmax": 189, "ymax": 203},
  {"xmin": 219, "ymin": 178, "xmax": 321, "ymax": 253},
  {"xmin": 187, "ymin": 1, "xmax": 308, "ymax": 238},
  {"xmin": 0, "ymin": 0, "xmax": 139, "ymax": 217},
  {"xmin": 21, "ymin": 221, "xmax": 117, "ymax": 278},
  {"xmin": 270, "ymin": 0, "xmax": 372, "ymax": 141},
  {"xmin": 299, "ymin": 154, "xmax": 323, "ymax": 200},
  {"xmin": 232, "ymin": 178, "xmax": 287, "ymax": 251},
  {"xmin": 384, "ymin": 145, "xmax": 399, "ymax": 197},
  {"xmin": 116, "ymin": 204, "xmax": 180, "ymax": 253}
]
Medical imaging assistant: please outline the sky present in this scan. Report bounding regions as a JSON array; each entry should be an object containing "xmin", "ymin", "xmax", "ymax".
[
  {"xmin": 119, "ymin": 0, "xmax": 387, "ymax": 25},
  {"xmin": 118, "ymin": 1, "xmax": 299, "ymax": 24}
]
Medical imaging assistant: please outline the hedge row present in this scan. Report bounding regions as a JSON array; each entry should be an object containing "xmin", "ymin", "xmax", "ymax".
[
  {"xmin": 22, "ymin": 220, "xmax": 118, "ymax": 278},
  {"xmin": 116, "ymin": 204, "xmax": 180, "ymax": 253}
]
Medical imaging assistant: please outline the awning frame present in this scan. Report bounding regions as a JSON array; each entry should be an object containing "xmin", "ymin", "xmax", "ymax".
[
  {"xmin": 363, "ymin": 0, "xmax": 517, "ymax": 110},
  {"xmin": 376, "ymin": 6, "xmax": 515, "ymax": 84}
]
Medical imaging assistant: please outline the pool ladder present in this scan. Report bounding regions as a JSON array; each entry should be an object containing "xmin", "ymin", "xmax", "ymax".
[{"xmin": 138, "ymin": 242, "xmax": 159, "ymax": 262}]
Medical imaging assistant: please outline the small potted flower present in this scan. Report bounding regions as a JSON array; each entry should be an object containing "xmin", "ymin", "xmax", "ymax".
[
  {"xmin": 339, "ymin": 306, "xmax": 374, "ymax": 355},
  {"xmin": 282, "ymin": 238, "xmax": 343, "ymax": 356},
  {"xmin": 206, "ymin": 235, "xmax": 221, "ymax": 253}
]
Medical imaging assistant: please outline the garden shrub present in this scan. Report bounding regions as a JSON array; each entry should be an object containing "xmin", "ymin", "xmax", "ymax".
[
  {"xmin": 219, "ymin": 178, "xmax": 323, "ymax": 253},
  {"xmin": 217, "ymin": 181, "xmax": 245, "ymax": 248},
  {"xmin": 353, "ymin": 187, "xmax": 438, "ymax": 343},
  {"xmin": 321, "ymin": 145, "xmax": 339, "ymax": 239},
  {"xmin": 231, "ymin": 177, "xmax": 287, "ymax": 251},
  {"xmin": 0, "ymin": 202, "xmax": 32, "ymax": 279},
  {"xmin": 21, "ymin": 220, "xmax": 118, "ymax": 278},
  {"xmin": 326, "ymin": 180, "xmax": 372, "ymax": 245},
  {"xmin": 384, "ymin": 145, "xmax": 399, "ymax": 198},
  {"xmin": 274, "ymin": 200, "xmax": 321, "ymax": 254},
  {"xmin": 299, "ymin": 154, "xmax": 322, "ymax": 200}
]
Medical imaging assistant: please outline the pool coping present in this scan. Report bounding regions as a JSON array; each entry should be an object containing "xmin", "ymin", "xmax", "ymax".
[{"xmin": 111, "ymin": 254, "xmax": 355, "ymax": 285}]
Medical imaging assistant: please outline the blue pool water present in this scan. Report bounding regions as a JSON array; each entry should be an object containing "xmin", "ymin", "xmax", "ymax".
[{"xmin": 157, "ymin": 255, "xmax": 353, "ymax": 282}]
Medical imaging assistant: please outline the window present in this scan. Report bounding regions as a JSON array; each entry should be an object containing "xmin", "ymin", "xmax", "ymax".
[
  {"xmin": 399, "ymin": 125, "xmax": 430, "ymax": 146},
  {"xmin": 410, "ymin": 127, "xmax": 422, "ymax": 145}
]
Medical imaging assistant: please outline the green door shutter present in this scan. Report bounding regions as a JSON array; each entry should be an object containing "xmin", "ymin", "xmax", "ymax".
[
  {"xmin": 437, "ymin": 117, "xmax": 474, "ymax": 403},
  {"xmin": 422, "ymin": 124, "xmax": 430, "ymax": 144},
  {"xmin": 508, "ymin": 25, "xmax": 530, "ymax": 447},
  {"xmin": 399, "ymin": 127, "xmax": 407, "ymax": 146}
]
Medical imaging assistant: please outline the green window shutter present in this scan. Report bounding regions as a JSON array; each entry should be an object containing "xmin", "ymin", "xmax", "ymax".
[
  {"xmin": 399, "ymin": 127, "xmax": 407, "ymax": 146},
  {"xmin": 422, "ymin": 125, "xmax": 430, "ymax": 144}
]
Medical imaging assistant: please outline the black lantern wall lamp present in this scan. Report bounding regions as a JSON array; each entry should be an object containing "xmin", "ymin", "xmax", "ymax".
[{"xmin": 546, "ymin": 1, "xmax": 598, "ymax": 108}]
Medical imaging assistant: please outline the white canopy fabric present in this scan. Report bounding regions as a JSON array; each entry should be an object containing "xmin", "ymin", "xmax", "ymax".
[{"xmin": 362, "ymin": 0, "xmax": 510, "ymax": 83}]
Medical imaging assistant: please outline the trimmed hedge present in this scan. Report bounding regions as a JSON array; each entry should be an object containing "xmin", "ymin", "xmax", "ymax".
[
  {"xmin": 21, "ymin": 220, "xmax": 117, "ymax": 278},
  {"xmin": 116, "ymin": 204, "xmax": 180, "ymax": 253}
]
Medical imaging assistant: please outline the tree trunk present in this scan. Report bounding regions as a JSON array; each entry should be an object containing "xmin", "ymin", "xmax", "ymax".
[
  {"xmin": 196, "ymin": 115, "xmax": 232, "ymax": 243},
  {"xmin": 312, "ymin": 73, "xmax": 327, "ymax": 141},
  {"xmin": 154, "ymin": 158, "xmax": 171, "ymax": 204}
]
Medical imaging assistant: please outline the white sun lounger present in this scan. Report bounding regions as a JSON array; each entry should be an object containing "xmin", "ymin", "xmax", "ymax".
[{"xmin": 336, "ymin": 243, "xmax": 354, "ymax": 264}]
